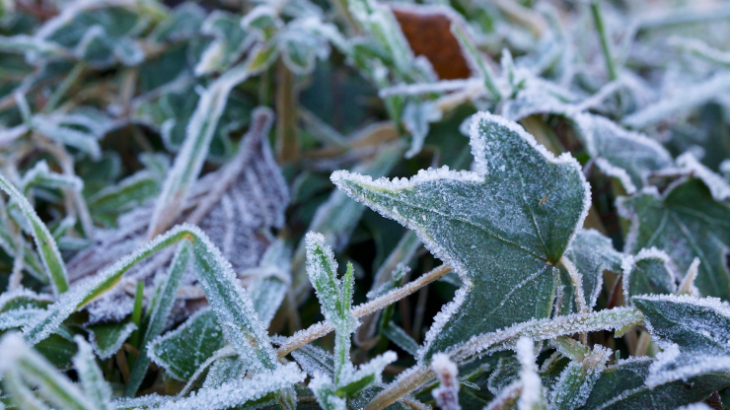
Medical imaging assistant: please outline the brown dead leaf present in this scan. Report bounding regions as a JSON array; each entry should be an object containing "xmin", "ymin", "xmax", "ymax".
[{"xmin": 392, "ymin": 5, "xmax": 472, "ymax": 80}]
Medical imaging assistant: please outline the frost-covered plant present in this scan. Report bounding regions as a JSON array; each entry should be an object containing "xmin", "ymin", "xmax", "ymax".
[{"xmin": 2, "ymin": 0, "xmax": 730, "ymax": 409}]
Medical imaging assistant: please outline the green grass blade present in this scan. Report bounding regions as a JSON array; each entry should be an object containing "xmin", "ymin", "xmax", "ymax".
[
  {"xmin": 125, "ymin": 242, "xmax": 191, "ymax": 396},
  {"xmin": 0, "ymin": 173, "xmax": 69, "ymax": 295}
]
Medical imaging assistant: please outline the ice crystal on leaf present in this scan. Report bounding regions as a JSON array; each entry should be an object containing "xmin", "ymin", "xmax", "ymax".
[
  {"xmin": 332, "ymin": 112, "xmax": 590, "ymax": 361},
  {"xmin": 633, "ymin": 294, "xmax": 730, "ymax": 387},
  {"xmin": 618, "ymin": 178, "xmax": 730, "ymax": 300}
]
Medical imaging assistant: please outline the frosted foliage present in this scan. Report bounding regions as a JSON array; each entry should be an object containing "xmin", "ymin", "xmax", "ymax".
[
  {"xmin": 0, "ymin": 333, "xmax": 95, "ymax": 410},
  {"xmin": 73, "ymin": 336, "xmax": 112, "ymax": 410},
  {"xmin": 582, "ymin": 356, "xmax": 730, "ymax": 409},
  {"xmin": 550, "ymin": 344, "xmax": 611, "ymax": 410},
  {"xmin": 501, "ymin": 87, "xmax": 673, "ymax": 194},
  {"xmin": 290, "ymin": 344, "xmax": 335, "ymax": 378},
  {"xmin": 305, "ymin": 232, "xmax": 357, "ymax": 338},
  {"xmin": 431, "ymin": 353, "xmax": 461, "ymax": 410},
  {"xmin": 618, "ymin": 179, "xmax": 730, "ymax": 300},
  {"xmin": 622, "ymin": 73, "xmax": 730, "ymax": 129},
  {"xmin": 515, "ymin": 338, "xmax": 547, "ymax": 410},
  {"xmin": 633, "ymin": 294, "xmax": 730, "ymax": 387},
  {"xmin": 148, "ymin": 309, "xmax": 226, "ymax": 381},
  {"xmin": 134, "ymin": 363, "xmax": 304, "ymax": 410},
  {"xmin": 332, "ymin": 112, "xmax": 590, "ymax": 361},
  {"xmin": 677, "ymin": 153, "xmax": 730, "ymax": 201},
  {"xmin": 65, "ymin": 109, "xmax": 288, "ymax": 324},
  {"xmin": 574, "ymin": 114, "xmax": 673, "ymax": 194},
  {"xmin": 622, "ymin": 248, "xmax": 677, "ymax": 302},
  {"xmin": 310, "ymin": 373, "xmax": 347, "ymax": 410},
  {"xmin": 676, "ymin": 404, "xmax": 713, "ymax": 410},
  {"xmin": 563, "ymin": 229, "xmax": 623, "ymax": 311}
]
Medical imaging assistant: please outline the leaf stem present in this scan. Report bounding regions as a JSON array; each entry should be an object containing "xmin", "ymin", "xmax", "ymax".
[
  {"xmin": 277, "ymin": 264, "xmax": 452, "ymax": 358},
  {"xmin": 590, "ymin": 0, "xmax": 618, "ymax": 81},
  {"xmin": 364, "ymin": 307, "xmax": 644, "ymax": 410}
]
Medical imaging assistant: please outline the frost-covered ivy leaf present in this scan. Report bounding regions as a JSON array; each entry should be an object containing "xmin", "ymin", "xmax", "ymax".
[
  {"xmin": 502, "ymin": 89, "xmax": 673, "ymax": 194},
  {"xmin": 402, "ymin": 99, "xmax": 443, "ymax": 159},
  {"xmin": 241, "ymin": 6, "xmax": 282, "ymax": 42},
  {"xmin": 622, "ymin": 72, "xmax": 730, "ymax": 129},
  {"xmin": 150, "ymin": 3, "xmax": 205, "ymax": 43},
  {"xmin": 148, "ymin": 308, "xmax": 226, "ymax": 380},
  {"xmin": 195, "ymin": 11, "xmax": 253, "ymax": 76},
  {"xmin": 278, "ymin": 18, "xmax": 333, "ymax": 75},
  {"xmin": 562, "ymin": 229, "xmax": 623, "ymax": 312},
  {"xmin": 86, "ymin": 322, "xmax": 137, "ymax": 360},
  {"xmin": 618, "ymin": 178, "xmax": 730, "ymax": 299},
  {"xmin": 72, "ymin": 336, "xmax": 112, "ymax": 410},
  {"xmin": 332, "ymin": 112, "xmax": 590, "ymax": 361},
  {"xmin": 549, "ymin": 344, "xmax": 611, "ymax": 410},
  {"xmin": 573, "ymin": 114, "xmax": 673, "ymax": 195},
  {"xmin": 622, "ymin": 248, "xmax": 676, "ymax": 302},
  {"xmin": 633, "ymin": 294, "xmax": 730, "ymax": 387},
  {"xmin": 582, "ymin": 356, "xmax": 730, "ymax": 410}
]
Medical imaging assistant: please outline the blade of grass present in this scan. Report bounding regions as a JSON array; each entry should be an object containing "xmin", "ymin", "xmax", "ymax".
[{"xmin": 0, "ymin": 173, "xmax": 69, "ymax": 295}]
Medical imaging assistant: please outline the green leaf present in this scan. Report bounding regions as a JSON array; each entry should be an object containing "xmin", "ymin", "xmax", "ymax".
[
  {"xmin": 633, "ymin": 294, "xmax": 730, "ymax": 387},
  {"xmin": 0, "ymin": 173, "xmax": 69, "ymax": 295},
  {"xmin": 618, "ymin": 178, "xmax": 730, "ymax": 299},
  {"xmin": 562, "ymin": 229, "xmax": 623, "ymax": 311},
  {"xmin": 332, "ymin": 113, "xmax": 590, "ymax": 361},
  {"xmin": 305, "ymin": 232, "xmax": 356, "ymax": 385},
  {"xmin": 292, "ymin": 142, "xmax": 403, "ymax": 299},
  {"xmin": 86, "ymin": 322, "xmax": 137, "ymax": 360},
  {"xmin": 622, "ymin": 248, "xmax": 676, "ymax": 302},
  {"xmin": 126, "ymin": 242, "xmax": 192, "ymax": 396},
  {"xmin": 147, "ymin": 61, "xmax": 253, "ymax": 237},
  {"xmin": 549, "ymin": 344, "xmax": 611, "ymax": 410},
  {"xmin": 72, "ymin": 336, "xmax": 112, "ymax": 410},
  {"xmin": 0, "ymin": 333, "xmax": 95, "ymax": 410},
  {"xmin": 148, "ymin": 308, "xmax": 226, "ymax": 381},
  {"xmin": 583, "ymin": 357, "xmax": 730, "ymax": 410}
]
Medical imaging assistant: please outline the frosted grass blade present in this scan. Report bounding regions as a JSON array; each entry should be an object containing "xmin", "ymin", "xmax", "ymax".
[{"xmin": 0, "ymin": 173, "xmax": 69, "ymax": 295}]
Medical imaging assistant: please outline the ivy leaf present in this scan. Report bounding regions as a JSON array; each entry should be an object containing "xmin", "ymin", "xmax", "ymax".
[
  {"xmin": 148, "ymin": 308, "xmax": 226, "ymax": 381},
  {"xmin": 562, "ymin": 229, "xmax": 623, "ymax": 312},
  {"xmin": 622, "ymin": 248, "xmax": 676, "ymax": 302},
  {"xmin": 331, "ymin": 113, "xmax": 590, "ymax": 361},
  {"xmin": 633, "ymin": 294, "xmax": 730, "ymax": 387},
  {"xmin": 618, "ymin": 178, "xmax": 730, "ymax": 300},
  {"xmin": 583, "ymin": 356, "xmax": 730, "ymax": 410}
]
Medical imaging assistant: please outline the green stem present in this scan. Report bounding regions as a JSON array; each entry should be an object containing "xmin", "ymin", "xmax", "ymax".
[
  {"xmin": 43, "ymin": 62, "xmax": 85, "ymax": 113},
  {"xmin": 591, "ymin": 1, "xmax": 618, "ymax": 81}
]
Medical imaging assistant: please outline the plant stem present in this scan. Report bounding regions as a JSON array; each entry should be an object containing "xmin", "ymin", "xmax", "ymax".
[
  {"xmin": 275, "ymin": 60, "xmax": 299, "ymax": 162},
  {"xmin": 277, "ymin": 264, "xmax": 452, "ymax": 358},
  {"xmin": 591, "ymin": 0, "xmax": 618, "ymax": 81},
  {"xmin": 43, "ymin": 62, "xmax": 85, "ymax": 113}
]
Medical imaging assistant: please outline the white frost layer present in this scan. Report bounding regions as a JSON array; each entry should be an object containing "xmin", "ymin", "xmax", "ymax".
[
  {"xmin": 677, "ymin": 152, "xmax": 730, "ymax": 201},
  {"xmin": 516, "ymin": 337, "xmax": 543, "ymax": 410}
]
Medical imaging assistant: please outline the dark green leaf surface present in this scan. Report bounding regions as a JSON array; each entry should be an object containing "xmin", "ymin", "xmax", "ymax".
[{"xmin": 333, "ymin": 113, "xmax": 590, "ymax": 361}]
